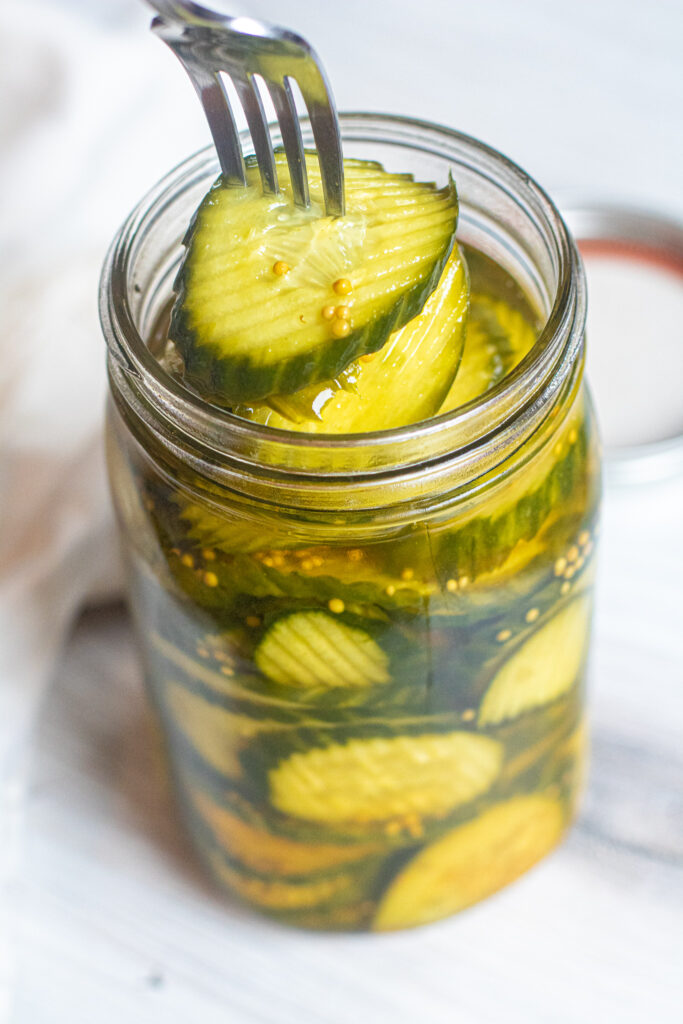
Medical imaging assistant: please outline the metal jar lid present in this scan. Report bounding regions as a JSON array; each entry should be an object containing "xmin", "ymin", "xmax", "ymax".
[{"xmin": 560, "ymin": 201, "xmax": 683, "ymax": 486}]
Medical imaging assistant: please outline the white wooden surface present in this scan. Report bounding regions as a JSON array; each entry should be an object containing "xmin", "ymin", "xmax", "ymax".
[{"xmin": 7, "ymin": 474, "xmax": 683, "ymax": 1023}]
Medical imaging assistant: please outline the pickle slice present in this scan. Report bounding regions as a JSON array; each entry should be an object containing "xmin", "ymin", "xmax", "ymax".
[
  {"xmin": 434, "ymin": 411, "xmax": 592, "ymax": 588},
  {"xmin": 439, "ymin": 292, "xmax": 537, "ymax": 413},
  {"xmin": 478, "ymin": 598, "xmax": 591, "ymax": 726},
  {"xmin": 171, "ymin": 154, "xmax": 458, "ymax": 404},
  {"xmin": 205, "ymin": 848, "xmax": 356, "ymax": 911},
  {"xmin": 229, "ymin": 547, "xmax": 436, "ymax": 616},
  {"xmin": 255, "ymin": 612, "xmax": 390, "ymax": 691},
  {"xmin": 162, "ymin": 680, "xmax": 294, "ymax": 777},
  {"xmin": 269, "ymin": 731, "xmax": 502, "ymax": 826},
  {"xmin": 177, "ymin": 501, "xmax": 286, "ymax": 555},
  {"xmin": 374, "ymin": 795, "xmax": 565, "ymax": 930},
  {"xmin": 237, "ymin": 245, "xmax": 469, "ymax": 432},
  {"xmin": 187, "ymin": 786, "xmax": 382, "ymax": 877}
]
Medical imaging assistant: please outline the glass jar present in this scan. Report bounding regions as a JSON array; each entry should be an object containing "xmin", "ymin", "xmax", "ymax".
[{"xmin": 100, "ymin": 114, "xmax": 600, "ymax": 932}]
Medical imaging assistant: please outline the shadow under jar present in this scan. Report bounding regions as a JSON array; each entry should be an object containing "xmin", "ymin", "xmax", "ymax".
[{"xmin": 101, "ymin": 114, "xmax": 600, "ymax": 932}]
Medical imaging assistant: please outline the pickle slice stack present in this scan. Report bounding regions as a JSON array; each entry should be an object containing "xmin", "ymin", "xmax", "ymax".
[{"xmin": 131, "ymin": 155, "xmax": 599, "ymax": 930}]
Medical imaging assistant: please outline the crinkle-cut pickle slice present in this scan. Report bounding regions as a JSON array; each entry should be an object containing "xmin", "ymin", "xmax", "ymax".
[
  {"xmin": 188, "ymin": 786, "xmax": 383, "ymax": 877},
  {"xmin": 235, "ymin": 547, "xmax": 436, "ymax": 613},
  {"xmin": 239, "ymin": 245, "xmax": 469, "ymax": 433},
  {"xmin": 374, "ymin": 795, "xmax": 566, "ymax": 930},
  {"xmin": 439, "ymin": 292, "xmax": 537, "ymax": 413},
  {"xmin": 169, "ymin": 532, "xmax": 437, "ymax": 614},
  {"xmin": 269, "ymin": 731, "xmax": 502, "ymax": 826},
  {"xmin": 478, "ymin": 598, "xmax": 591, "ymax": 727},
  {"xmin": 164, "ymin": 680, "xmax": 292, "ymax": 777},
  {"xmin": 435, "ymin": 408, "xmax": 589, "ymax": 587},
  {"xmin": 170, "ymin": 153, "xmax": 458, "ymax": 404},
  {"xmin": 254, "ymin": 612, "xmax": 390, "ymax": 691},
  {"xmin": 176, "ymin": 500, "xmax": 286, "ymax": 555},
  {"xmin": 205, "ymin": 848, "xmax": 354, "ymax": 911}
]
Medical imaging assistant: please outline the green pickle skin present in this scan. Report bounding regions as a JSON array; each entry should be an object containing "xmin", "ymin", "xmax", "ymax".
[{"xmin": 109, "ymin": 247, "xmax": 599, "ymax": 932}]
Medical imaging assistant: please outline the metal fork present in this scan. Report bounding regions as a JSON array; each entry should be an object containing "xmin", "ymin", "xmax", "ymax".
[{"xmin": 145, "ymin": 1, "xmax": 345, "ymax": 216}]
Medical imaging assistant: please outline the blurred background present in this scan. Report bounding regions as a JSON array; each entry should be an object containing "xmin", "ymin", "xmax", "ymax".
[{"xmin": 1, "ymin": 1, "xmax": 682, "ymax": 1022}]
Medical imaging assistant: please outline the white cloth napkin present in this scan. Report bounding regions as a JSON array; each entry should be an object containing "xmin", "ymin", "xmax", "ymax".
[{"xmin": 0, "ymin": 0, "xmax": 212, "ymax": 785}]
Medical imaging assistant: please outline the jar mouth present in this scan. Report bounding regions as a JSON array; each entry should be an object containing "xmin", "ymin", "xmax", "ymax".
[{"xmin": 101, "ymin": 113, "xmax": 585, "ymax": 498}]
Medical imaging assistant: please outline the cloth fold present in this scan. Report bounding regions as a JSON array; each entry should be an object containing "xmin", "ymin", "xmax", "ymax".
[{"xmin": 0, "ymin": 0, "xmax": 211, "ymax": 782}]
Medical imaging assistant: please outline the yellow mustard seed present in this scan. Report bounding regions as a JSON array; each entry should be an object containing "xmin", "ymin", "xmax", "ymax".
[
  {"xmin": 331, "ymin": 319, "xmax": 351, "ymax": 339},
  {"xmin": 196, "ymin": 646, "xmax": 210, "ymax": 659},
  {"xmin": 246, "ymin": 615, "xmax": 261, "ymax": 628},
  {"xmin": 359, "ymin": 353, "xmax": 376, "ymax": 364},
  {"xmin": 459, "ymin": 575, "xmax": 470, "ymax": 589},
  {"xmin": 348, "ymin": 549, "xmax": 364, "ymax": 561},
  {"xmin": 312, "ymin": 556, "xmax": 324, "ymax": 567},
  {"xmin": 525, "ymin": 607, "xmax": 540, "ymax": 623},
  {"xmin": 262, "ymin": 556, "xmax": 275, "ymax": 568},
  {"xmin": 385, "ymin": 585, "xmax": 396, "ymax": 597},
  {"xmin": 180, "ymin": 553, "xmax": 194, "ymax": 568},
  {"xmin": 401, "ymin": 568, "xmax": 415, "ymax": 581},
  {"xmin": 446, "ymin": 578, "xmax": 458, "ymax": 593},
  {"xmin": 569, "ymin": 428, "xmax": 578, "ymax": 444},
  {"xmin": 170, "ymin": 547, "xmax": 181, "ymax": 557},
  {"xmin": 461, "ymin": 709, "xmax": 476, "ymax": 722},
  {"xmin": 335, "ymin": 305, "xmax": 351, "ymax": 320},
  {"xmin": 554, "ymin": 557, "xmax": 567, "ymax": 576},
  {"xmin": 220, "ymin": 665, "xmax": 235, "ymax": 676},
  {"xmin": 385, "ymin": 821, "xmax": 402, "ymax": 837},
  {"xmin": 301, "ymin": 559, "xmax": 316, "ymax": 571},
  {"xmin": 554, "ymin": 442, "xmax": 564, "ymax": 457},
  {"xmin": 567, "ymin": 545, "xmax": 580, "ymax": 563},
  {"xmin": 321, "ymin": 304, "xmax": 337, "ymax": 320},
  {"xmin": 328, "ymin": 598, "xmax": 345, "ymax": 614},
  {"xmin": 333, "ymin": 277, "xmax": 352, "ymax": 296},
  {"xmin": 561, "ymin": 581, "xmax": 571, "ymax": 595},
  {"xmin": 496, "ymin": 629, "xmax": 512, "ymax": 643},
  {"xmin": 578, "ymin": 530, "xmax": 591, "ymax": 547},
  {"xmin": 584, "ymin": 540, "xmax": 594, "ymax": 557},
  {"xmin": 204, "ymin": 571, "xmax": 219, "ymax": 588},
  {"xmin": 575, "ymin": 555, "xmax": 585, "ymax": 571},
  {"xmin": 202, "ymin": 548, "xmax": 216, "ymax": 562},
  {"xmin": 272, "ymin": 260, "xmax": 290, "ymax": 276}
]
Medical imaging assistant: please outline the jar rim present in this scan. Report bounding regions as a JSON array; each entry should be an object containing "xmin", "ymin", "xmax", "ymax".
[{"xmin": 101, "ymin": 112, "xmax": 585, "ymax": 503}]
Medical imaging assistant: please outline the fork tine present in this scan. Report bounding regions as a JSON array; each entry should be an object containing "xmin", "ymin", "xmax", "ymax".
[
  {"xmin": 267, "ymin": 78, "xmax": 310, "ymax": 210},
  {"xmin": 151, "ymin": 8, "xmax": 346, "ymax": 214},
  {"xmin": 304, "ymin": 104, "xmax": 344, "ymax": 217},
  {"xmin": 231, "ymin": 73, "xmax": 279, "ymax": 196},
  {"xmin": 152, "ymin": 18, "xmax": 246, "ymax": 185},
  {"xmin": 294, "ymin": 66, "xmax": 345, "ymax": 217},
  {"xmin": 196, "ymin": 68, "xmax": 247, "ymax": 185}
]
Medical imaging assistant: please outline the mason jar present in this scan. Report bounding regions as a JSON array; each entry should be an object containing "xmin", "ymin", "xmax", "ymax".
[{"xmin": 100, "ymin": 114, "xmax": 600, "ymax": 932}]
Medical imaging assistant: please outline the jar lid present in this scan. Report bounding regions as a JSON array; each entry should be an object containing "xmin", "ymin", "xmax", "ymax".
[{"xmin": 559, "ymin": 201, "xmax": 683, "ymax": 485}]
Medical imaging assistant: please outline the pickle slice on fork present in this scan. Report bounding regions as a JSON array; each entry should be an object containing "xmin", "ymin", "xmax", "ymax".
[{"xmin": 171, "ymin": 154, "xmax": 458, "ymax": 404}]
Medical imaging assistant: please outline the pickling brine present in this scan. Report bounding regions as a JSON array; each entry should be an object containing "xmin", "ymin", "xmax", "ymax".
[{"xmin": 102, "ymin": 117, "xmax": 599, "ymax": 931}]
